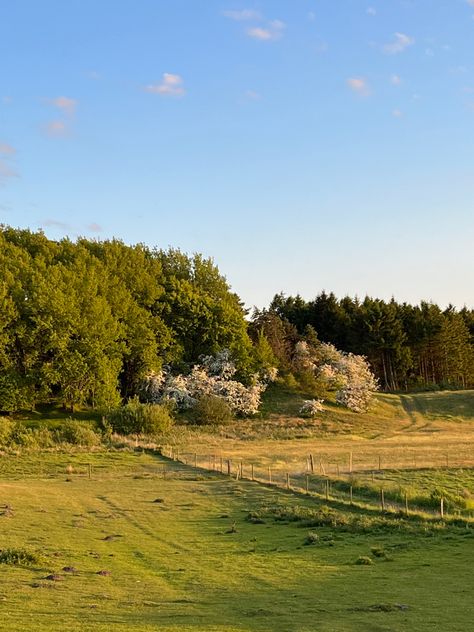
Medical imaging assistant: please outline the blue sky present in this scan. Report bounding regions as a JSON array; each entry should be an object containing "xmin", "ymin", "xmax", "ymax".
[{"xmin": 1, "ymin": 0, "xmax": 473, "ymax": 309}]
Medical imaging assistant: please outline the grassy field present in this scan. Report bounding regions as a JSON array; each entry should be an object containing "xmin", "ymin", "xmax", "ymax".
[
  {"xmin": 158, "ymin": 389, "xmax": 474, "ymax": 477},
  {"xmin": 1, "ymin": 450, "xmax": 474, "ymax": 631}
]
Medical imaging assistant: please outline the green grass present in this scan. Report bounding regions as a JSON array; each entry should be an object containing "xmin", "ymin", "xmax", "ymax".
[{"xmin": 1, "ymin": 450, "xmax": 474, "ymax": 631}]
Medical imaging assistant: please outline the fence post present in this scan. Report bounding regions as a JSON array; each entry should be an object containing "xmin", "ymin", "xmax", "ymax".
[
  {"xmin": 305, "ymin": 473, "xmax": 309, "ymax": 493},
  {"xmin": 240, "ymin": 460, "xmax": 243, "ymax": 478},
  {"xmin": 320, "ymin": 460, "xmax": 326, "ymax": 476},
  {"xmin": 380, "ymin": 488, "xmax": 385, "ymax": 512},
  {"xmin": 220, "ymin": 456, "xmax": 223, "ymax": 473},
  {"xmin": 286, "ymin": 473, "xmax": 290, "ymax": 489},
  {"xmin": 227, "ymin": 460, "xmax": 231, "ymax": 476},
  {"xmin": 440, "ymin": 497, "xmax": 444, "ymax": 519},
  {"xmin": 378, "ymin": 455, "xmax": 382, "ymax": 471},
  {"xmin": 194, "ymin": 453, "xmax": 197, "ymax": 468},
  {"xmin": 325, "ymin": 479, "xmax": 329, "ymax": 501},
  {"xmin": 350, "ymin": 485, "xmax": 353, "ymax": 506},
  {"xmin": 268, "ymin": 467, "xmax": 272, "ymax": 484},
  {"xmin": 251, "ymin": 464, "xmax": 254, "ymax": 481},
  {"xmin": 405, "ymin": 492, "xmax": 409, "ymax": 516},
  {"xmin": 309, "ymin": 454, "xmax": 314, "ymax": 473},
  {"xmin": 349, "ymin": 452, "xmax": 353, "ymax": 473},
  {"xmin": 336, "ymin": 463, "xmax": 340, "ymax": 477},
  {"xmin": 88, "ymin": 463, "xmax": 92, "ymax": 480}
]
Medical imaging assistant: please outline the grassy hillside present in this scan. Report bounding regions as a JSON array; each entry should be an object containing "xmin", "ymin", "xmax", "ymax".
[{"xmin": 1, "ymin": 451, "xmax": 474, "ymax": 631}]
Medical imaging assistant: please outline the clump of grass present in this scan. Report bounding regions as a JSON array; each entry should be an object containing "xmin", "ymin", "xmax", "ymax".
[
  {"xmin": 370, "ymin": 546, "xmax": 386, "ymax": 558},
  {"xmin": 304, "ymin": 531, "xmax": 319, "ymax": 545},
  {"xmin": 246, "ymin": 511, "xmax": 265, "ymax": 524},
  {"xmin": 0, "ymin": 548, "xmax": 40, "ymax": 566},
  {"xmin": 355, "ymin": 556, "xmax": 373, "ymax": 565}
]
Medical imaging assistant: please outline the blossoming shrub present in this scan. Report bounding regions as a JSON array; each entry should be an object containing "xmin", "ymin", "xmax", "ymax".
[
  {"xmin": 299, "ymin": 399, "xmax": 325, "ymax": 417},
  {"xmin": 142, "ymin": 349, "xmax": 273, "ymax": 416}
]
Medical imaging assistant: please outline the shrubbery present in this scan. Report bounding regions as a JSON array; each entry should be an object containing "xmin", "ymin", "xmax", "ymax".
[
  {"xmin": 191, "ymin": 395, "xmax": 233, "ymax": 426},
  {"xmin": 107, "ymin": 397, "xmax": 174, "ymax": 435}
]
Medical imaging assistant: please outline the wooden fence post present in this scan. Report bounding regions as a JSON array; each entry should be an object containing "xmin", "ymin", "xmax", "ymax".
[
  {"xmin": 380, "ymin": 488, "xmax": 385, "ymax": 512},
  {"xmin": 88, "ymin": 463, "xmax": 92, "ymax": 480},
  {"xmin": 251, "ymin": 464, "xmax": 254, "ymax": 481},
  {"xmin": 440, "ymin": 497, "xmax": 444, "ymax": 519},
  {"xmin": 286, "ymin": 473, "xmax": 290, "ymax": 489},
  {"xmin": 220, "ymin": 456, "xmax": 223, "ymax": 473},
  {"xmin": 405, "ymin": 492, "xmax": 409, "ymax": 516},
  {"xmin": 325, "ymin": 479, "xmax": 329, "ymax": 501},
  {"xmin": 240, "ymin": 460, "xmax": 243, "ymax": 478},
  {"xmin": 305, "ymin": 473, "xmax": 309, "ymax": 493},
  {"xmin": 309, "ymin": 454, "xmax": 314, "ymax": 474},
  {"xmin": 268, "ymin": 467, "xmax": 272, "ymax": 484},
  {"xmin": 350, "ymin": 485, "xmax": 353, "ymax": 506},
  {"xmin": 227, "ymin": 460, "xmax": 231, "ymax": 476},
  {"xmin": 349, "ymin": 452, "xmax": 353, "ymax": 473},
  {"xmin": 194, "ymin": 453, "xmax": 197, "ymax": 468},
  {"xmin": 378, "ymin": 455, "xmax": 382, "ymax": 471}
]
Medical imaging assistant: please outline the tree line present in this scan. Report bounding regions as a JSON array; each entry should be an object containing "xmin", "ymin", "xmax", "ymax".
[
  {"xmin": 0, "ymin": 227, "xmax": 254, "ymax": 412},
  {"xmin": 266, "ymin": 292, "xmax": 474, "ymax": 391}
]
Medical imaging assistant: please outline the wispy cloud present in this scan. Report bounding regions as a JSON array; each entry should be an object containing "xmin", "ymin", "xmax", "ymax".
[
  {"xmin": 0, "ymin": 160, "xmax": 18, "ymax": 185},
  {"xmin": 145, "ymin": 73, "xmax": 185, "ymax": 96},
  {"xmin": 2, "ymin": 96, "xmax": 12, "ymax": 105},
  {"xmin": 48, "ymin": 96, "xmax": 78, "ymax": 115},
  {"xmin": 392, "ymin": 109, "xmax": 403, "ymax": 118},
  {"xmin": 366, "ymin": 7, "xmax": 376, "ymax": 16},
  {"xmin": 222, "ymin": 9, "xmax": 261, "ymax": 21},
  {"xmin": 246, "ymin": 20, "xmax": 285, "ymax": 41},
  {"xmin": 87, "ymin": 222, "xmax": 103, "ymax": 233},
  {"xmin": 347, "ymin": 77, "xmax": 370, "ymax": 96},
  {"xmin": 244, "ymin": 89, "xmax": 262, "ymax": 101},
  {"xmin": 45, "ymin": 120, "xmax": 69, "ymax": 137},
  {"xmin": 391, "ymin": 74, "xmax": 402, "ymax": 85},
  {"xmin": 0, "ymin": 143, "xmax": 15, "ymax": 156},
  {"xmin": 467, "ymin": 0, "xmax": 474, "ymax": 6},
  {"xmin": 383, "ymin": 32, "xmax": 414, "ymax": 54},
  {"xmin": 42, "ymin": 218, "xmax": 71, "ymax": 230},
  {"xmin": 0, "ymin": 142, "xmax": 18, "ymax": 185}
]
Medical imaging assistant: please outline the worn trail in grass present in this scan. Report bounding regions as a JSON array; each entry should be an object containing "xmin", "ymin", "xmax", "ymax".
[{"xmin": 1, "ymin": 451, "xmax": 474, "ymax": 631}]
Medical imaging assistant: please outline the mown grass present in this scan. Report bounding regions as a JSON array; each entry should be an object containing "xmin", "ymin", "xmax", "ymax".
[{"xmin": 1, "ymin": 450, "xmax": 474, "ymax": 631}]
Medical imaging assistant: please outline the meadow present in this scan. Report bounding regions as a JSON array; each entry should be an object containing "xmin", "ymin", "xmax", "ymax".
[
  {"xmin": 1, "ymin": 450, "xmax": 474, "ymax": 632},
  {"xmin": 2, "ymin": 388, "xmax": 474, "ymax": 631}
]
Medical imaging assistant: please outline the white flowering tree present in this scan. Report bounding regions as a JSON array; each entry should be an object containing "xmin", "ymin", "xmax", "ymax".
[
  {"xmin": 142, "ymin": 349, "xmax": 273, "ymax": 416},
  {"xmin": 295, "ymin": 341, "xmax": 378, "ymax": 413}
]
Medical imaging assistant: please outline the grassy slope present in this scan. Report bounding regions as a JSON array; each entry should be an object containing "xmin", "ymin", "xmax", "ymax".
[
  {"xmin": 160, "ymin": 388, "xmax": 474, "ymax": 476},
  {"xmin": 1, "ymin": 451, "xmax": 474, "ymax": 632}
]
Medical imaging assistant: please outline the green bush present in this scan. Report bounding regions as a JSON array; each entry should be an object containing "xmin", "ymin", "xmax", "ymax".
[
  {"xmin": 56, "ymin": 420, "xmax": 101, "ymax": 447},
  {"xmin": 0, "ymin": 548, "xmax": 40, "ymax": 566},
  {"xmin": 107, "ymin": 397, "xmax": 174, "ymax": 435},
  {"xmin": 0, "ymin": 416, "xmax": 14, "ymax": 446},
  {"xmin": 191, "ymin": 395, "xmax": 233, "ymax": 426}
]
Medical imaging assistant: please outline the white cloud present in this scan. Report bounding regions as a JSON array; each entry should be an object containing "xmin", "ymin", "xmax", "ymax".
[
  {"xmin": 366, "ymin": 7, "xmax": 376, "ymax": 15},
  {"xmin": 246, "ymin": 20, "xmax": 285, "ymax": 41},
  {"xmin": 49, "ymin": 96, "xmax": 78, "ymax": 115},
  {"xmin": 391, "ymin": 74, "xmax": 402, "ymax": 85},
  {"xmin": 45, "ymin": 120, "xmax": 68, "ymax": 137},
  {"xmin": 347, "ymin": 77, "xmax": 370, "ymax": 96},
  {"xmin": 222, "ymin": 9, "xmax": 261, "ymax": 21},
  {"xmin": 145, "ymin": 73, "xmax": 185, "ymax": 96},
  {"xmin": 383, "ymin": 32, "xmax": 414, "ymax": 54}
]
